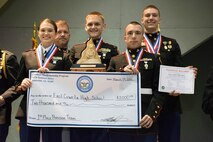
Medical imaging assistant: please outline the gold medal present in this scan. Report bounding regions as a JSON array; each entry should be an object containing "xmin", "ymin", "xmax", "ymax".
[
  {"xmin": 164, "ymin": 46, "xmax": 168, "ymax": 49},
  {"xmin": 132, "ymin": 55, "xmax": 135, "ymax": 58}
]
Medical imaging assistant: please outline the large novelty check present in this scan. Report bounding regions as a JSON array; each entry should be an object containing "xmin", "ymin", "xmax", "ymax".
[{"xmin": 27, "ymin": 70, "xmax": 141, "ymax": 128}]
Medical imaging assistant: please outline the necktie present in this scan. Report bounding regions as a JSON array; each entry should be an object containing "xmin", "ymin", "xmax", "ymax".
[
  {"xmin": 44, "ymin": 50, "xmax": 47, "ymax": 57},
  {"xmin": 42, "ymin": 50, "xmax": 47, "ymax": 63}
]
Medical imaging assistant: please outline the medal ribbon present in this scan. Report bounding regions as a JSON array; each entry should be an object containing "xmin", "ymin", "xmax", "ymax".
[
  {"xmin": 95, "ymin": 37, "xmax": 103, "ymax": 51},
  {"xmin": 36, "ymin": 43, "xmax": 58, "ymax": 68},
  {"xmin": 125, "ymin": 48, "xmax": 143, "ymax": 69},
  {"xmin": 143, "ymin": 33, "xmax": 162, "ymax": 54}
]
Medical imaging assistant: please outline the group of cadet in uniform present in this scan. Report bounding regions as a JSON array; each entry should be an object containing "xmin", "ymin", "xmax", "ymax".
[{"xmin": 0, "ymin": 4, "xmax": 206, "ymax": 142}]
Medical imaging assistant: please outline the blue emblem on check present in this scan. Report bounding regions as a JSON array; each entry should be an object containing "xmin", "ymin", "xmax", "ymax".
[{"xmin": 77, "ymin": 76, "xmax": 93, "ymax": 93}]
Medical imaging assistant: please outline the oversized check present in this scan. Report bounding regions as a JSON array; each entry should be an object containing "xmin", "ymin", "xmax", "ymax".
[
  {"xmin": 27, "ymin": 70, "xmax": 141, "ymax": 128},
  {"xmin": 158, "ymin": 65, "xmax": 195, "ymax": 94}
]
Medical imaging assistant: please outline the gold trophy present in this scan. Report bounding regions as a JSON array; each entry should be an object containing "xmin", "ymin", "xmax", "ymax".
[{"xmin": 71, "ymin": 38, "xmax": 106, "ymax": 72}]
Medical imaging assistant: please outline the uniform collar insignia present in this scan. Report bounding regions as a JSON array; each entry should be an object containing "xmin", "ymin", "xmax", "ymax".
[{"xmin": 140, "ymin": 58, "xmax": 152, "ymax": 61}]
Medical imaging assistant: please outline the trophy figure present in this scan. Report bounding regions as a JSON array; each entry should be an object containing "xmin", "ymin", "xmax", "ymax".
[{"xmin": 71, "ymin": 38, "xmax": 106, "ymax": 72}]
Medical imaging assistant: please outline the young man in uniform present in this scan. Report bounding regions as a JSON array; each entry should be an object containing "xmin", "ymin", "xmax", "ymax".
[
  {"xmin": 141, "ymin": 5, "xmax": 197, "ymax": 142},
  {"xmin": 70, "ymin": 11, "xmax": 119, "ymax": 69},
  {"xmin": 69, "ymin": 11, "xmax": 119, "ymax": 142},
  {"xmin": 107, "ymin": 21, "xmax": 166, "ymax": 142}
]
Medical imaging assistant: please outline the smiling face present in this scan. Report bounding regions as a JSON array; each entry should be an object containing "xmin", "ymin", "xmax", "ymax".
[
  {"xmin": 85, "ymin": 15, "xmax": 106, "ymax": 40},
  {"xmin": 124, "ymin": 23, "xmax": 143, "ymax": 49},
  {"xmin": 38, "ymin": 19, "xmax": 57, "ymax": 48},
  {"xmin": 141, "ymin": 7, "xmax": 160, "ymax": 33}
]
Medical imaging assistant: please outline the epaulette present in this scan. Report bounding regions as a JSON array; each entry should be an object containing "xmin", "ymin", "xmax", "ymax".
[{"xmin": 0, "ymin": 50, "xmax": 7, "ymax": 79}]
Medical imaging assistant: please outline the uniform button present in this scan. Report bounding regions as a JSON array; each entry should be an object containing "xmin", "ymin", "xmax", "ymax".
[
  {"xmin": 153, "ymin": 116, "xmax": 156, "ymax": 119},
  {"xmin": 155, "ymin": 111, "xmax": 158, "ymax": 114}
]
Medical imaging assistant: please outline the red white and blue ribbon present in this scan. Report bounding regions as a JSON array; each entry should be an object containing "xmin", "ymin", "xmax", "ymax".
[
  {"xmin": 36, "ymin": 43, "xmax": 58, "ymax": 68},
  {"xmin": 143, "ymin": 33, "xmax": 162, "ymax": 54},
  {"xmin": 95, "ymin": 37, "xmax": 103, "ymax": 51},
  {"xmin": 125, "ymin": 48, "xmax": 144, "ymax": 69}
]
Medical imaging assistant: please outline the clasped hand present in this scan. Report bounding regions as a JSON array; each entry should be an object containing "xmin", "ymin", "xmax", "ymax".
[{"xmin": 140, "ymin": 115, "xmax": 153, "ymax": 128}]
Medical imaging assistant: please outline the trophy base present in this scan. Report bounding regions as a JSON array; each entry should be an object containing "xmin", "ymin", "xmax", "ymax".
[{"xmin": 70, "ymin": 64, "xmax": 106, "ymax": 72}]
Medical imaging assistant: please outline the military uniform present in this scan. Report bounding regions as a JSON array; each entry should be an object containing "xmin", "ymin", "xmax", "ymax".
[
  {"xmin": 0, "ymin": 49, "xmax": 19, "ymax": 142},
  {"xmin": 58, "ymin": 46, "xmax": 70, "ymax": 53},
  {"xmin": 144, "ymin": 32, "xmax": 183, "ymax": 142},
  {"xmin": 13, "ymin": 46, "xmax": 72, "ymax": 142},
  {"xmin": 202, "ymin": 67, "xmax": 213, "ymax": 120},
  {"xmin": 69, "ymin": 38, "xmax": 118, "ymax": 142},
  {"xmin": 70, "ymin": 38, "xmax": 119, "ymax": 69},
  {"xmin": 107, "ymin": 47, "xmax": 166, "ymax": 142}
]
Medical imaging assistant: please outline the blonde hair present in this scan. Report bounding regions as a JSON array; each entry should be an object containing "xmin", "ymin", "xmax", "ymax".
[
  {"xmin": 55, "ymin": 20, "xmax": 70, "ymax": 32},
  {"xmin": 86, "ymin": 11, "xmax": 105, "ymax": 23}
]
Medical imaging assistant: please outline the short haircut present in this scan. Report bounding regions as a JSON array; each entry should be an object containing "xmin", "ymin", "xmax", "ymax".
[
  {"xmin": 129, "ymin": 21, "xmax": 142, "ymax": 27},
  {"xmin": 125, "ymin": 21, "xmax": 143, "ymax": 34},
  {"xmin": 86, "ymin": 11, "xmax": 105, "ymax": 23},
  {"xmin": 55, "ymin": 20, "xmax": 70, "ymax": 32},
  {"xmin": 142, "ymin": 5, "xmax": 160, "ymax": 17}
]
